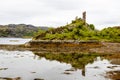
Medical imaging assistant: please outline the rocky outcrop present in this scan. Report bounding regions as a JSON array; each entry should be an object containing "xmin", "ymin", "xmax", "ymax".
[
  {"xmin": 25, "ymin": 40, "xmax": 120, "ymax": 54},
  {"xmin": 90, "ymin": 42, "xmax": 120, "ymax": 53},
  {"xmin": 25, "ymin": 40, "xmax": 103, "ymax": 53}
]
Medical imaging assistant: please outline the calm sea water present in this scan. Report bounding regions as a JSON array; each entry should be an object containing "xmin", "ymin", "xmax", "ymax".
[
  {"xmin": 0, "ymin": 38, "xmax": 120, "ymax": 80},
  {"xmin": 0, "ymin": 38, "xmax": 31, "ymax": 45}
]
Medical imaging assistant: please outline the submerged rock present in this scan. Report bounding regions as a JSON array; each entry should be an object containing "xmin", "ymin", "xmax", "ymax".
[
  {"xmin": 0, "ymin": 77, "xmax": 21, "ymax": 80},
  {"xmin": 0, "ymin": 68, "xmax": 8, "ymax": 70},
  {"xmin": 34, "ymin": 78, "xmax": 44, "ymax": 80},
  {"xmin": 63, "ymin": 71, "xmax": 72, "ymax": 75},
  {"xmin": 65, "ymin": 68, "xmax": 76, "ymax": 71},
  {"xmin": 106, "ymin": 70, "xmax": 120, "ymax": 80}
]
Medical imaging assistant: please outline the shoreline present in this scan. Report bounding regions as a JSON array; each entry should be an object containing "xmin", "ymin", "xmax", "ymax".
[{"xmin": 0, "ymin": 40, "xmax": 120, "ymax": 54}]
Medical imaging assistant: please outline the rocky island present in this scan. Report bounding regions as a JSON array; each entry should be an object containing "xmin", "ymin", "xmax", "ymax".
[{"xmin": 25, "ymin": 12, "xmax": 120, "ymax": 54}]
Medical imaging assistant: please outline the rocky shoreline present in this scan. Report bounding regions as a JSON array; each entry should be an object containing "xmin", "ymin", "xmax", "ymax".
[
  {"xmin": 25, "ymin": 40, "xmax": 102, "ymax": 53},
  {"xmin": 0, "ymin": 40, "xmax": 120, "ymax": 54}
]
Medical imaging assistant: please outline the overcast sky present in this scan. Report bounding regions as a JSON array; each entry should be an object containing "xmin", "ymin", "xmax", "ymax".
[{"xmin": 0, "ymin": 0, "xmax": 120, "ymax": 29}]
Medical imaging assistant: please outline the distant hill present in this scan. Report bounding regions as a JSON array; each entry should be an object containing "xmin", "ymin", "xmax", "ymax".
[{"xmin": 0, "ymin": 24, "xmax": 48, "ymax": 38}]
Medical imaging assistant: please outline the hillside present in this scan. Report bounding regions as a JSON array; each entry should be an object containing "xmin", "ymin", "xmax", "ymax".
[
  {"xmin": 0, "ymin": 24, "xmax": 48, "ymax": 38},
  {"xmin": 33, "ymin": 17, "xmax": 120, "ymax": 42},
  {"xmin": 34, "ymin": 17, "xmax": 96, "ymax": 40},
  {"xmin": 99, "ymin": 26, "xmax": 120, "ymax": 42}
]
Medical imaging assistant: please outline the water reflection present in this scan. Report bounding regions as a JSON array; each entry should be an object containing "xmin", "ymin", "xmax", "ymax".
[
  {"xmin": 34, "ymin": 52, "xmax": 120, "ymax": 80},
  {"xmin": 0, "ymin": 50, "xmax": 120, "ymax": 80},
  {"xmin": 34, "ymin": 52, "xmax": 100, "ymax": 77}
]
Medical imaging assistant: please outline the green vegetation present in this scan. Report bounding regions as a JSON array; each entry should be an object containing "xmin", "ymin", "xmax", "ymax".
[
  {"xmin": 0, "ymin": 24, "xmax": 47, "ymax": 38},
  {"xmin": 99, "ymin": 27, "xmax": 120, "ymax": 42},
  {"xmin": 34, "ymin": 17, "xmax": 97, "ymax": 40},
  {"xmin": 33, "ymin": 17, "xmax": 120, "ymax": 42}
]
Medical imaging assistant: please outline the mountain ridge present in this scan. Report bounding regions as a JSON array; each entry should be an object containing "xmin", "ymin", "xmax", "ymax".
[{"xmin": 0, "ymin": 24, "xmax": 48, "ymax": 38}]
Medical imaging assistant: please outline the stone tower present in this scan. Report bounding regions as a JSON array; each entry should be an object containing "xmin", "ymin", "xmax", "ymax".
[{"xmin": 82, "ymin": 11, "xmax": 86, "ymax": 24}]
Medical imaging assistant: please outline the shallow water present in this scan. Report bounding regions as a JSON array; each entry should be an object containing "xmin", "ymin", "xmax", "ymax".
[
  {"xmin": 0, "ymin": 38, "xmax": 120, "ymax": 80},
  {"xmin": 0, "ymin": 38, "xmax": 31, "ymax": 45},
  {"xmin": 0, "ymin": 50, "xmax": 120, "ymax": 80}
]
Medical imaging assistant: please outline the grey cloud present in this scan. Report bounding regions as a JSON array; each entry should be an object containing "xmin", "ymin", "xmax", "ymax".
[
  {"xmin": 0, "ymin": 0, "xmax": 120, "ymax": 29},
  {"xmin": 99, "ymin": 20, "xmax": 120, "ymax": 26},
  {"xmin": 41, "ymin": 0, "xmax": 84, "ymax": 10}
]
